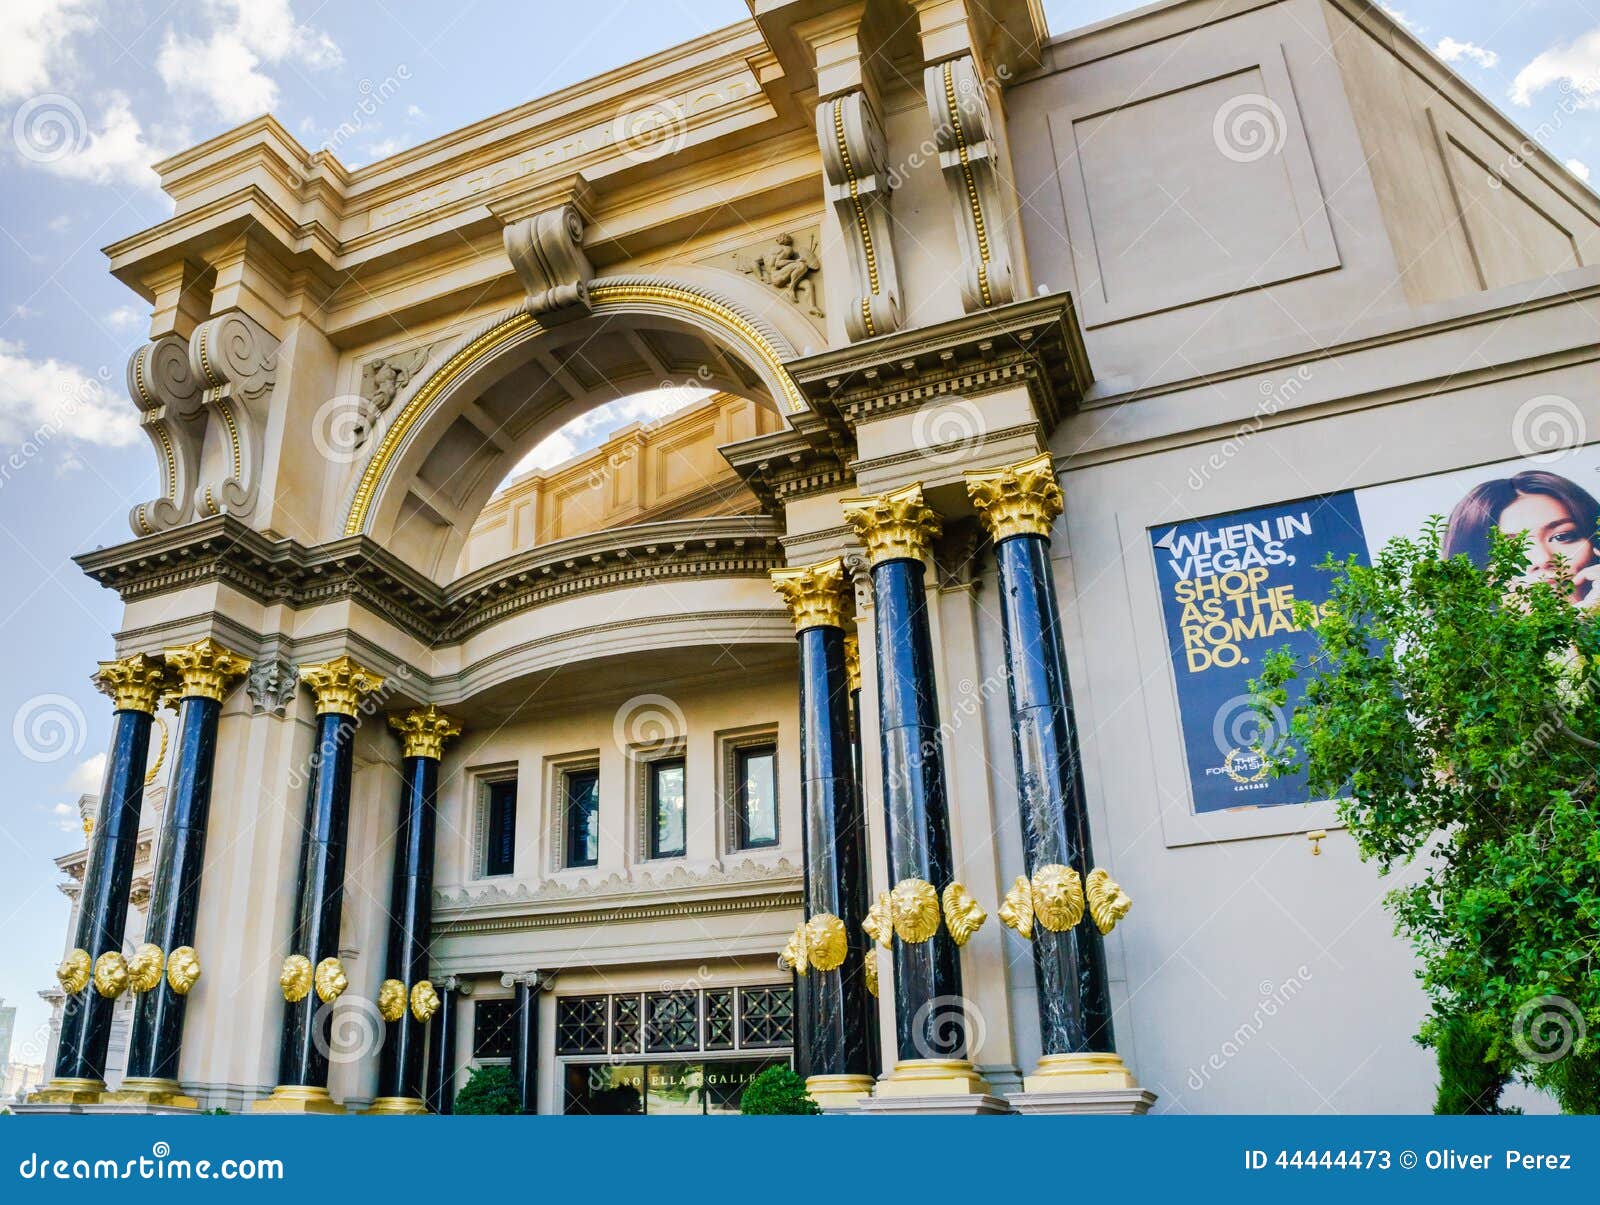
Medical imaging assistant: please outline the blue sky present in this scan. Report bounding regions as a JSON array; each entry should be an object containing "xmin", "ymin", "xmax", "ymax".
[{"xmin": 0, "ymin": 0, "xmax": 1596, "ymax": 1071}]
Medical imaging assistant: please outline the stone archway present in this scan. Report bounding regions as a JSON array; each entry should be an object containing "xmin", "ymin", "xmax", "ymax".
[{"xmin": 339, "ymin": 267, "xmax": 816, "ymax": 580}]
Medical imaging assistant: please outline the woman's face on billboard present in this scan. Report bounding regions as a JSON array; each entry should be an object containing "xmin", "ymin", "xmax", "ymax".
[{"xmin": 1499, "ymin": 490, "xmax": 1600, "ymax": 604}]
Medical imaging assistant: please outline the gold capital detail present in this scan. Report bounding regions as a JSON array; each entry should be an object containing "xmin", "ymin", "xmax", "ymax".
[
  {"xmin": 888, "ymin": 878, "xmax": 941, "ymax": 943},
  {"xmin": 298, "ymin": 655, "xmax": 386, "ymax": 717},
  {"xmin": 1086, "ymin": 868, "xmax": 1132, "ymax": 934},
  {"xmin": 56, "ymin": 948, "xmax": 91, "ymax": 995},
  {"xmin": 280, "ymin": 954, "xmax": 313, "ymax": 1002},
  {"xmin": 410, "ymin": 980, "xmax": 440, "ymax": 1022},
  {"xmin": 940, "ymin": 882, "xmax": 987, "ymax": 947},
  {"xmin": 769, "ymin": 558, "xmax": 849, "ymax": 633},
  {"xmin": 93, "ymin": 652, "xmax": 170, "ymax": 714},
  {"xmin": 127, "ymin": 943, "xmax": 165, "ymax": 993},
  {"xmin": 167, "ymin": 946, "xmax": 201, "ymax": 995},
  {"xmin": 841, "ymin": 483, "xmax": 942, "ymax": 566},
  {"xmin": 964, "ymin": 453, "xmax": 1063, "ymax": 542},
  {"xmin": 377, "ymin": 979, "xmax": 407, "ymax": 1022},
  {"xmin": 163, "ymin": 637, "xmax": 250, "ymax": 702},
  {"xmin": 388, "ymin": 705, "xmax": 462, "ymax": 760},
  {"xmin": 93, "ymin": 951, "xmax": 129, "ymax": 999}
]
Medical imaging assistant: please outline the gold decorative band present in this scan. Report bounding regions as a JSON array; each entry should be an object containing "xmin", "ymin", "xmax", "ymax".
[
  {"xmin": 162, "ymin": 637, "xmax": 251, "ymax": 702},
  {"xmin": 56, "ymin": 948, "xmax": 91, "ymax": 994},
  {"xmin": 314, "ymin": 957, "xmax": 349, "ymax": 1003},
  {"xmin": 410, "ymin": 979, "xmax": 440, "ymax": 1022},
  {"xmin": 93, "ymin": 652, "xmax": 170, "ymax": 714},
  {"xmin": 279, "ymin": 954, "xmax": 313, "ymax": 1002},
  {"xmin": 998, "ymin": 864, "xmax": 1131, "ymax": 937},
  {"xmin": 769, "ymin": 557, "xmax": 849, "ymax": 633},
  {"xmin": 940, "ymin": 882, "xmax": 987, "ymax": 947},
  {"xmin": 167, "ymin": 946, "xmax": 201, "ymax": 995},
  {"xmin": 127, "ymin": 943, "xmax": 165, "ymax": 993},
  {"xmin": 965, "ymin": 452, "xmax": 1064, "ymax": 542},
  {"xmin": 298, "ymin": 655, "xmax": 386, "ymax": 717},
  {"xmin": 841, "ymin": 483, "xmax": 942, "ymax": 567},
  {"xmin": 888, "ymin": 878, "xmax": 941, "ymax": 943},
  {"xmin": 388, "ymin": 704, "xmax": 462, "ymax": 760},
  {"xmin": 780, "ymin": 912, "xmax": 849, "ymax": 976},
  {"xmin": 93, "ymin": 951, "xmax": 129, "ymax": 999},
  {"xmin": 378, "ymin": 979, "xmax": 407, "ymax": 1022},
  {"xmin": 1086, "ymin": 867, "xmax": 1132, "ymax": 934}
]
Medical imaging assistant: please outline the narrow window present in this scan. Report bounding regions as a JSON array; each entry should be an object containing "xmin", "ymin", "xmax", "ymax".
[
  {"xmin": 735, "ymin": 744, "xmax": 778, "ymax": 849},
  {"xmin": 484, "ymin": 778, "xmax": 517, "ymax": 876},
  {"xmin": 649, "ymin": 758, "xmax": 686, "ymax": 858},
  {"xmin": 563, "ymin": 768, "xmax": 600, "ymax": 868}
]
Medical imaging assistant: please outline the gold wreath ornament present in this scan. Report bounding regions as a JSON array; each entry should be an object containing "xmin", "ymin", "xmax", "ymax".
[
  {"xmin": 940, "ymin": 883, "xmax": 987, "ymax": 947},
  {"xmin": 410, "ymin": 979, "xmax": 440, "ymax": 1023},
  {"xmin": 314, "ymin": 957, "xmax": 348, "ymax": 1003},
  {"xmin": 128, "ymin": 943, "xmax": 165, "ymax": 993},
  {"xmin": 998, "ymin": 875, "xmax": 1035, "ymax": 939},
  {"xmin": 889, "ymin": 878, "xmax": 941, "ymax": 943},
  {"xmin": 56, "ymin": 948, "xmax": 91, "ymax": 995},
  {"xmin": 862, "ymin": 892, "xmax": 894, "ymax": 950},
  {"xmin": 779, "ymin": 921, "xmax": 810, "ymax": 975},
  {"xmin": 1086, "ymin": 868, "xmax": 1132, "ymax": 934},
  {"xmin": 1032, "ymin": 863, "xmax": 1086, "ymax": 932},
  {"xmin": 94, "ymin": 951, "xmax": 130, "ymax": 999},
  {"xmin": 377, "ymin": 978, "xmax": 407, "ymax": 1022},
  {"xmin": 166, "ymin": 946, "xmax": 201, "ymax": 995},
  {"xmin": 280, "ymin": 954, "xmax": 313, "ymax": 1002},
  {"xmin": 804, "ymin": 913, "xmax": 849, "ymax": 971}
]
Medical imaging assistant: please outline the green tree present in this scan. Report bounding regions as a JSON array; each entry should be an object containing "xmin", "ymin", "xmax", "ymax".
[
  {"xmin": 739, "ymin": 1065, "xmax": 820, "ymax": 1115},
  {"xmin": 1255, "ymin": 519, "xmax": 1600, "ymax": 1113},
  {"xmin": 453, "ymin": 1064, "xmax": 522, "ymax": 1115}
]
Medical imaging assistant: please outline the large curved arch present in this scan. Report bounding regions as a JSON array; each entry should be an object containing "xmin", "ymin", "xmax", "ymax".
[{"xmin": 338, "ymin": 267, "xmax": 818, "ymax": 579}]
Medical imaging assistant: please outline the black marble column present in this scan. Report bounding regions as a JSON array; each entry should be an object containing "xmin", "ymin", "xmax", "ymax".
[
  {"xmin": 841, "ymin": 485, "xmax": 990, "ymax": 1097},
  {"xmin": 117, "ymin": 639, "xmax": 249, "ymax": 1108},
  {"xmin": 426, "ymin": 976, "xmax": 467, "ymax": 1114},
  {"xmin": 968, "ymin": 453, "xmax": 1139, "ymax": 1093},
  {"xmin": 369, "ymin": 707, "xmax": 459, "ymax": 1115},
  {"xmin": 504, "ymin": 972, "xmax": 545, "ymax": 1114},
  {"xmin": 34, "ymin": 654, "xmax": 169, "ymax": 1103},
  {"xmin": 770, "ymin": 559, "xmax": 875, "ymax": 1108},
  {"xmin": 254, "ymin": 655, "xmax": 385, "ymax": 1114}
]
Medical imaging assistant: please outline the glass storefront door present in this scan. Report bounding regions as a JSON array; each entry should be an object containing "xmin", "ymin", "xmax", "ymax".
[{"xmin": 563, "ymin": 1057, "xmax": 787, "ymax": 1115}]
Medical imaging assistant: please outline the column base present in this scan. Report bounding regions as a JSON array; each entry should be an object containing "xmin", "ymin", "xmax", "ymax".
[
  {"xmin": 250, "ymin": 1085, "xmax": 346, "ymax": 1115},
  {"xmin": 873, "ymin": 1058, "xmax": 992, "ymax": 1098},
  {"xmin": 26, "ymin": 1077, "xmax": 105, "ymax": 1105},
  {"xmin": 855, "ymin": 1092, "xmax": 1013, "ymax": 1115},
  {"xmin": 805, "ymin": 1073, "xmax": 876, "ymax": 1111},
  {"xmin": 1009, "ymin": 1087, "xmax": 1158, "ymax": 1115},
  {"xmin": 101, "ymin": 1077, "xmax": 200, "ymax": 1110},
  {"xmin": 1023, "ymin": 1051, "xmax": 1140, "ymax": 1092},
  {"xmin": 361, "ymin": 1096, "xmax": 429, "ymax": 1115}
]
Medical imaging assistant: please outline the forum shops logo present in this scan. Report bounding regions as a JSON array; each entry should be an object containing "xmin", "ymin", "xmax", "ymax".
[
  {"xmin": 1209, "ymin": 692, "xmax": 1288, "ymax": 788},
  {"xmin": 1211, "ymin": 93, "xmax": 1286, "ymax": 164}
]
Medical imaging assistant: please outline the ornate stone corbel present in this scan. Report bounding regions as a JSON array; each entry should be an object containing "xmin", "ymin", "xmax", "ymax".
[
  {"xmin": 504, "ymin": 203, "xmax": 594, "ymax": 323},
  {"xmin": 924, "ymin": 54, "xmax": 1014, "ymax": 312},
  {"xmin": 816, "ymin": 89, "xmax": 902, "ymax": 341},
  {"xmin": 188, "ymin": 310, "xmax": 280, "ymax": 520},
  {"xmin": 246, "ymin": 657, "xmax": 298, "ymax": 715},
  {"xmin": 127, "ymin": 335, "xmax": 206, "ymax": 536}
]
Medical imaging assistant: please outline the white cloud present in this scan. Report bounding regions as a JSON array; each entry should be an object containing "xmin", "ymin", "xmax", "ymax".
[
  {"xmin": 64, "ymin": 751, "xmax": 104, "ymax": 795},
  {"xmin": 18, "ymin": 92, "xmax": 173, "ymax": 190},
  {"xmin": 1510, "ymin": 29, "xmax": 1600, "ymax": 107},
  {"xmin": 1435, "ymin": 37, "xmax": 1498, "ymax": 69},
  {"xmin": 105, "ymin": 305, "xmax": 143, "ymax": 331},
  {"xmin": 1567, "ymin": 158, "xmax": 1592, "ymax": 182},
  {"xmin": 157, "ymin": 0, "xmax": 343, "ymax": 125},
  {"xmin": 50, "ymin": 801, "xmax": 80, "ymax": 833},
  {"xmin": 46, "ymin": 213, "xmax": 70, "ymax": 232},
  {"xmin": 509, "ymin": 387, "xmax": 715, "ymax": 478},
  {"xmin": 0, "ymin": 0, "xmax": 94, "ymax": 101},
  {"xmin": 360, "ymin": 134, "xmax": 411, "ymax": 162},
  {"xmin": 0, "ymin": 339, "xmax": 139, "ymax": 449},
  {"xmin": 1381, "ymin": 6, "xmax": 1422, "ymax": 35}
]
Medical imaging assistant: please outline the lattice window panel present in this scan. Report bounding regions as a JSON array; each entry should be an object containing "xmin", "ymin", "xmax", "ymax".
[
  {"xmin": 645, "ymin": 990, "xmax": 700, "ymax": 1053},
  {"xmin": 738, "ymin": 985, "xmax": 794, "ymax": 1049},
  {"xmin": 704, "ymin": 989, "xmax": 735, "ymax": 1051},
  {"xmin": 611, "ymin": 993, "xmax": 643, "ymax": 1054},
  {"xmin": 555, "ymin": 995, "xmax": 609, "ymax": 1056}
]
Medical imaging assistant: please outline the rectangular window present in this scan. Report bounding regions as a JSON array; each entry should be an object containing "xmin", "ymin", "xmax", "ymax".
[
  {"xmin": 563, "ymin": 768, "xmax": 600, "ymax": 868},
  {"xmin": 473, "ymin": 999, "xmax": 517, "ymax": 1060},
  {"xmin": 648, "ymin": 758, "xmax": 686, "ymax": 859},
  {"xmin": 483, "ymin": 779, "xmax": 517, "ymax": 877},
  {"xmin": 734, "ymin": 744, "xmax": 777, "ymax": 849}
]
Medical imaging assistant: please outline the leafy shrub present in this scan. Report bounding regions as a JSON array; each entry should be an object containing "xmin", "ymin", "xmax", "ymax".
[{"xmin": 740, "ymin": 1066, "xmax": 819, "ymax": 1115}]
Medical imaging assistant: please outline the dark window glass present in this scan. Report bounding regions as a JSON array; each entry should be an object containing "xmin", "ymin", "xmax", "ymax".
[
  {"xmin": 703, "ymin": 1058, "xmax": 787, "ymax": 1114},
  {"xmin": 738, "ymin": 985, "xmax": 794, "ymax": 1049},
  {"xmin": 556, "ymin": 996, "xmax": 608, "ymax": 1055},
  {"xmin": 645, "ymin": 991, "xmax": 699, "ymax": 1053},
  {"xmin": 564, "ymin": 1063, "xmax": 644, "ymax": 1115},
  {"xmin": 473, "ymin": 999, "xmax": 517, "ymax": 1059},
  {"xmin": 563, "ymin": 768, "xmax": 600, "ymax": 868},
  {"xmin": 611, "ymin": 994, "xmax": 642, "ymax": 1054},
  {"xmin": 704, "ymin": 990, "xmax": 734, "ymax": 1051},
  {"xmin": 734, "ymin": 744, "xmax": 778, "ymax": 848},
  {"xmin": 563, "ymin": 1059, "xmax": 787, "ymax": 1115},
  {"xmin": 648, "ymin": 758, "xmax": 686, "ymax": 858},
  {"xmin": 484, "ymin": 779, "xmax": 517, "ymax": 876}
]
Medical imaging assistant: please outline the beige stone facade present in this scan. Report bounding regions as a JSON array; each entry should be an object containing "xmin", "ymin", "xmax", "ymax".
[{"xmin": 39, "ymin": 0, "xmax": 1600, "ymax": 1114}]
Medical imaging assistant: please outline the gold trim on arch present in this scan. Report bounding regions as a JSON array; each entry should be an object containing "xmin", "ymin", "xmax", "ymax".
[{"xmin": 341, "ymin": 283, "xmax": 805, "ymax": 537}]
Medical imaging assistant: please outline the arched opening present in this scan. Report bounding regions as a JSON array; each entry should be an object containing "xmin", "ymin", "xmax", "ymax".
[{"xmin": 341, "ymin": 271, "xmax": 816, "ymax": 582}]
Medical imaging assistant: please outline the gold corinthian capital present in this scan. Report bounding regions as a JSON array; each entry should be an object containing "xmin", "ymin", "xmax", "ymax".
[
  {"xmin": 389, "ymin": 705, "xmax": 462, "ymax": 760},
  {"xmin": 769, "ymin": 557, "xmax": 849, "ymax": 633},
  {"xmin": 93, "ymin": 652, "xmax": 171, "ymax": 714},
  {"xmin": 964, "ymin": 453, "xmax": 1064, "ymax": 542},
  {"xmin": 298, "ymin": 655, "xmax": 386, "ymax": 717},
  {"xmin": 163, "ymin": 637, "xmax": 251, "ymax": 703},
  {"xmin": 840, "ymin": 483, "xmax": 942, "ymax": 566}
]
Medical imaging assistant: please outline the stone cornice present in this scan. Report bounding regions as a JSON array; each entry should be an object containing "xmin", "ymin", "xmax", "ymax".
[
  {"xmin": 786, "ymin": 291, "xmax": 1092, "ymax": 435},
  {"xmin": 75, "ymin": 514, "xmax": 786, "ymax": 647},
  {"xmin": 721, "ymin": 427, "xmax": 855, "ymax": 513}
]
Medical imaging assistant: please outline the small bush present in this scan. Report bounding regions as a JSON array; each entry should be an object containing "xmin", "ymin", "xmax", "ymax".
[
  {"xmin": 740, "ymin": 1066, "xmax": 819, "ymax": 1115},
  {"xmin": 454, "ymin": 1065, "xmax": 521, "ymax": 1115},
  {"xmin": 1432, "ymin": 1016, "xmax": 1514, "ymax": 1115}
]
